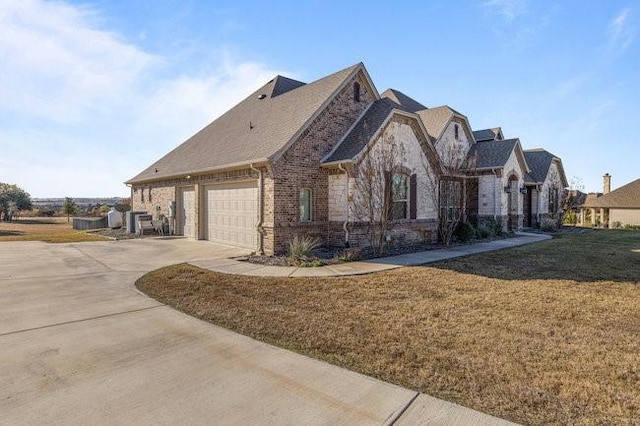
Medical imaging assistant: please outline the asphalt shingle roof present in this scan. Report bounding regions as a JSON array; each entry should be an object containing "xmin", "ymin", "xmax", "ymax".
[
  {"xmin": 523, "ymin": 149, "xmax": 555, "ymax": 183},
  {"xmin": 473, "ymin": 127, "xmax": 502, "ymax": 142},
  {"xmin": 322, "ymin": 98, "xmax": 409, "ymax": 163},
  {"xmin": 466, "ymin": 139, "xmax": 518, "ymax": 169},
  {"xmin": 380, "ymin": 88, "xmax": 427, "ymax": 113},
  {"xmin": 589, "ymin": 178, "xmax": 640, "ymax": 208},
  {"xmin": 415, "ymin": 106, "xmax": 466, "ymax": 142},
  {"xmin": 127, "ymin": 63, "xmax": 362, "ymax": 183}
]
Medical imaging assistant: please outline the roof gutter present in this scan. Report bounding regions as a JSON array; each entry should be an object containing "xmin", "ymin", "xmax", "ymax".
[{"xmin": 126, "ymin": 158, "xmax": 270, "ymax": 185}]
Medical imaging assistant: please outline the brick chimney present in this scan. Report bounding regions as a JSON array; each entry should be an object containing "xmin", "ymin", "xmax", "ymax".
[{"xmin": 603, "ymin": 173, "xmax": 611, "ymax": 194}]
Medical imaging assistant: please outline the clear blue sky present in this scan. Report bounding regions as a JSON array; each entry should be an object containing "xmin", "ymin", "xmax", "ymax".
[{"xmin": 1, "ymin": 0, "xmax": 638, "ymax": 197}]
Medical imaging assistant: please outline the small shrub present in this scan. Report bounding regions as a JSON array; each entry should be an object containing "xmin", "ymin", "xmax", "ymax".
[
  {"xmin": 299, "ymin": 259, "xmax": 325, "ymax": 268},
  {"xmin": 623, "ymin": 224, "xmax": 640, "ymax": 231},
  {"xmin": 288, "ymin": 234, "xmax": 321, "ymax": 261},
  {"xmin": 39, "ymin": 208, "xmax": 56, "ymax": 217},
  {"xmin": 481, "ymin": 218, "xmax": 503, "ymax": 237},
  {"xmin": 540, "ymin": 218, "xmax": 558, "ymax": 232},
  {"xmin": 335, "ymin": 248, "xmax": 362, "ymax": 263},
  {"xmin": 611, "ymin": 221, "xmax": 622, "ymax": 229},
  {"xmin": 476, "ymin": 224, "xmax": 492, "ymax": 239},
  {"xmin": 454, "ymin": 221, "xmax": 476, "ymax": 242}
]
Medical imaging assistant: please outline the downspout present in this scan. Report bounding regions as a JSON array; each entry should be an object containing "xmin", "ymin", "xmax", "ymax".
[
  {"xmin": 338, "ymin": 163, "xmax": 350, "ymax": 247},
  {"xmin": 250, "ymin": 164, "xmax": 264, "ymax": 255}
]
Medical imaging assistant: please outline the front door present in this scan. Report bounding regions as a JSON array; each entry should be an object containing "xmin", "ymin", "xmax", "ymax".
[
  {"xmin": 178, "ymin": 187, "xmax": 196, "ymax": 238},
  {"xmin": 523, "ymin": 187, "xmax": 532, "ymax": 228}
]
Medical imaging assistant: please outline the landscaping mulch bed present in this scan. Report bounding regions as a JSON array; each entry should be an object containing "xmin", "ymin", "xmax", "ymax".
[
  {"xmin": 244, "ymin": 234, "xmax": 513, "ymax": 267},
  {"xmin": 90, "ymin": 227, "xmax": 138, "ymax": 240}
]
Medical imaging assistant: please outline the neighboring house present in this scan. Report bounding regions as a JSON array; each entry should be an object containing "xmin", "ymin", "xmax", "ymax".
[
  {"xmin": 127, "ymin": 62, "xmax": 567, "ymax": 254},
  {"xmin": 579, "ymin": 174, "xmax": 640, "ymax": 227}
]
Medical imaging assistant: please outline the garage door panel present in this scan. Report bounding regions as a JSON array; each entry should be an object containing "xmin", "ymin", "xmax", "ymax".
[{"xmin": 204, "ymin": 182, "xmax": 257, "ymax": 249}]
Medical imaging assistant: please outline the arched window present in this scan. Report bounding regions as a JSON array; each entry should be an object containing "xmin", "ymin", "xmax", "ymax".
[
  {"xmin": 392, "ymin": 173, "xmax": 408, "ymax": 220},
  {"xmin": 353, "ymin": 81, "xmax": 361, "ymax": 102}
]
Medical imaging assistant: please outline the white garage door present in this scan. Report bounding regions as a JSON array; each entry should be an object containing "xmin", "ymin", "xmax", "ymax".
[
  {"xmin": 178, "ymin": 187, "xmax": 196, "ymax": 239},
  {"xmin": 204, "ymin": 182, "xmax": 258, "ymax": 249}
]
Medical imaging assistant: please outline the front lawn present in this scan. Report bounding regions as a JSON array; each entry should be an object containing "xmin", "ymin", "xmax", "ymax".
[
  {"xmin": 0, "ymin": 217, "xmax": 108, "ymax": 243},
  {"xmin": 136, "ymin": 230, "xmax": 640, "ymax": 425}
]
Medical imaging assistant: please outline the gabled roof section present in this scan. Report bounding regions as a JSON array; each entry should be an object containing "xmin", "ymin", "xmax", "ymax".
[
  {"xmin": 467, "ymin": 138, "xmax": 529, "ymax": 172},
  {"xmin": 523, "ymin": 148, "xmax": 568, "ymax": 187},
  {"xmin": 321, "ymin": 98, "xmax": 439, "ymax": 172},
  {"xmin": 270, "ymin": 75, "xmax": 306, "ymax": 97},
  {"xmin": 380, "ymin": 88, "xmax": 427, "ymax": 113},
  {"xmin": 322, "ymin": 98, "xmax": 408, "ymax": 163},
  {"xmin": 127, "ymin": 63, "xmax": 365, "ymax": 184},
  {"xmin": 415, "ymin": 106, "xmax": 467, "ymax": 143},
  {"xmin": 591, "ymin": 178, "xmax": 640, "ymax": 208},
  {"xmin": 473, "ymin": 127, "xmax": 503, "ymax": 142}
]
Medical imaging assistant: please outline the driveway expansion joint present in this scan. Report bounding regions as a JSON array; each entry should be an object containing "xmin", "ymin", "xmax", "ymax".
[
  {"xmin": 0, "ymin": 305, "xmax": 164, "ymax": 337},
  {"xmin": 387, "ymin": 392, "xmax": 420, "ymax": 425}
]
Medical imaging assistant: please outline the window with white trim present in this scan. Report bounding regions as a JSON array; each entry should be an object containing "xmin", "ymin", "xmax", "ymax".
[{"xmin": 392, "ymin": 173, "xmax": 408, "ymax": 220}]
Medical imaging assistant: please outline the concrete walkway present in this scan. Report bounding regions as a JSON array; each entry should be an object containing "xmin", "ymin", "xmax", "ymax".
[{"xmin": 191, "ymin": 232, "xmax": 552, "ymax": 277}]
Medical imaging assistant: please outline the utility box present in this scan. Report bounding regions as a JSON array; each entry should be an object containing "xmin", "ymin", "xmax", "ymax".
[{"xmin": 126, "ymin": 211, "xmax": 147, "ymax": 233}]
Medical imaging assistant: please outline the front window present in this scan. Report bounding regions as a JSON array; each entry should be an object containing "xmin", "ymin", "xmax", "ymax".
[
  {"xmin": 392, "ymin": 173, "xmax": 408, "ymax": 220},
  {"xmin": 299, "ymin": 188, "xmax": 312, "ymax": 221}
]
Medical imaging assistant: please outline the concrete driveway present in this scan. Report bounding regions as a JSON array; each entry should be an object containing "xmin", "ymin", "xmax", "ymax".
[{"xmin": 0, "ymin": 239, "xmax": 514, "ymax": 425}]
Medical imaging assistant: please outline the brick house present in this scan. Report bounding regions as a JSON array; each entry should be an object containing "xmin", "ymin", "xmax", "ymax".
[{"xmin": 127, "ymin": 62, "xmax": 567, "ymax": 254}]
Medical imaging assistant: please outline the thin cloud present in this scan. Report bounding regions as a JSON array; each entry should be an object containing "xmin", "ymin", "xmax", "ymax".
[
  {"xmin": 0, "ymin": 0, "xmax": 290, "ymax": 197},
  {"xmin": 608, "ymin": 8, "xmax": 636, "ymax": 54},
  {"xmin": 482, "ymin": 0, "xmax": 527, "ymax": 22}
]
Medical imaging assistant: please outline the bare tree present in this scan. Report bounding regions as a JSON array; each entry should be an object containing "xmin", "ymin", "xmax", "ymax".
[
  {"xmin": 423, "ymin": 143, "xmax": 473, "ymax": 246},
  {"xmin": 562, "ymin": 176, "xmax": 585, "ymax": 226},
  {"xmin": 350, "ymin": 132, "xmax": 405, "ymax": 255}
]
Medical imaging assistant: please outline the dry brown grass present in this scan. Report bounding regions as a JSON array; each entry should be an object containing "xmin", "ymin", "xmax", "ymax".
[
  {"xmin": 0, "ymin": 217, "xmax": 107, "ymax": 243},
  {"xmin": 136, "ymin": 230, "xmax": 640, "ymax": 425}
]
